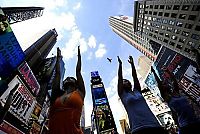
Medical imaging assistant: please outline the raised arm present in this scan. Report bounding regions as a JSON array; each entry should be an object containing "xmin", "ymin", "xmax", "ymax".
[
  {"xmin": 162, "ymin": 67, "xmax": 179, "ymax": 92},
  {"xmin": 128, "ymin": 56, "xmax": 141, "ymax": 92},
  {"xmin": 117, "ymin": 56, "xmax": 123, "ymax": 96},
  {"xmin": 76, "ymin": 46, "xmax": 85, "ymax": 99},
  {"xmin": 51, "ymin": 48, "xmax": 64, "ymax": 104},
  {"xmin": 151, "ymin": 67, "xmax": 170, "ymax": 102}
]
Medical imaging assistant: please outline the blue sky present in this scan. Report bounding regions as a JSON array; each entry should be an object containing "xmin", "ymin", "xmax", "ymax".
[{"xmin": 1, "ymin": 0, "xmax": 143, "ymax": 133}]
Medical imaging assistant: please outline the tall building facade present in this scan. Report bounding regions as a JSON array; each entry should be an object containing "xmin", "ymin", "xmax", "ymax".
[
  {"xmin": 134, "ymin": 0, "xmax": 200, "ymax": 61},
  {"xmin": 137, "ymin": 55, "xmax": 153, "ymax": 81},
  {"xmin": 109, "ymin": 16, "xmax": 160, "ymax": 61},
  {"xmin": 24, "ymin": 29, "xmax": 57, "ymax": 71}
]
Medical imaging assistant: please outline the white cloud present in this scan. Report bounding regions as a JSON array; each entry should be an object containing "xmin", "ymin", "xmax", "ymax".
[
  {"xmin": 87, "ymin": 52, "xmax": 93, "ymax": 60},
  {"xmin": 73, "ymin": 2, "xmax": 81, "ymax": 10},
  {"xmin": 88, "ymin": 35, "xmax": 96, "ymax": 48},
  {"xmin": 95, "ymin": 43, "xmax": 107, "ymax": 58}
]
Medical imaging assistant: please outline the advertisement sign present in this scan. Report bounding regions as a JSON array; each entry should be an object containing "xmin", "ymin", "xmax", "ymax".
[
  {"xmin": 92, "ymin": 86, "xmax": 117, "ymax": 133},
  {"xmin": 145, "ymin": 46, "xmax": 200, "ymax": 105},
  {"xmin": 0, "ymin": 75, "xmax": 36, "ymax": 124},
  {"xmin": 0, "ymin": 9, "xmax": 25, "ymax": 78},
  {"xmin": 30, "ymin": 122, "xmax": 41, "ymax": 134},
  {"xmin": 18, "ymin": 62, "xmax": 40, "ymax": 96},
  {"xmin": 31, "ymin": 103, "xmax": 42, "ymax": 120}
]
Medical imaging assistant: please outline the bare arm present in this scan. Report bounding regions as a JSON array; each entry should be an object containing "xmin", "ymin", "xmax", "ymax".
[
  {"xmin": 117, "ymin": 56, "xmax": 123, "ymax": 96},
  {"xmin": 51, "ymin": 48, "xmax": 64, "ymax": 104},
  {"xmin": 128, "ymin": 56, "xmax": 141, "ymax": 92},
  {"xmin": 162, "ymin": 67, "xmax": 179, "ymax": 92},
  {"xmin": 76, "ymin": 46, "xmax": 85, "ymax": 99}
]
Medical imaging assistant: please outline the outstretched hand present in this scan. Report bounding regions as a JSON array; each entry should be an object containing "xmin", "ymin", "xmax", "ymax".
[
  {"xmin": 128, "ymin": 56, "xmax": 134, "ymax": 65},
  {"xmin": 78, "ymin": 46, "xmax": 80, "ymax": 57},
  {"xmin": 57, "ymin": 47, "xmax": 62, "ymax": 58},
  {"xmin": 117, "ymin": 56, "xmax": 122, "ymax": 64}
]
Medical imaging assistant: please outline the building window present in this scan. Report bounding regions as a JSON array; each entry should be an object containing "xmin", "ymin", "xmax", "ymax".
[
  {"xmin": 148, "ymin": 16, "xmax": 152, "ymax": 20},
  {"xmin": 154, "ymin": 5, "xmax": 159, "ymax": 9},
  {"xmin": 182, "ymin": 5, "xmax": 190, "ymax": 10},
  {"xmin": 150, "ymin": 5, "xmax": 153, "ymax": 9},
  {"xmin": 192, "ymin": 5, "xmax": 200, "ymax": 11},
  {"xmin": 169, "ymin": 41, "xmax": 175, "ymax": 46},
  {"xmin": 163, "ymin": 39, "xmax": 168, "ymax": 43},
  {"xmin": 159, "ymin": 32, "xmax": 164, "ymax": 35},
  {"xmin": 173, "ymin": 5, "xmax": 180, "ymax": 10},
  {"xmin": 176, "ymin": 44, "xmax": 183, "ymax": 49},
  {"xmin": 179, "ymin": 38, "xmax": 186, "ymax": 43},
  {"xmin": 153, "ymin": 11, "xmax": 157, "ymax": 15},
  {"xmin": 191, "ymin": 34, "xmax": 200, "ymax": 40},
  {"xmin": 166, "ymin": 5, "xmax": 172, "ymax": 10},
  {"xmin": 176, "ymin": 21, "xmax": 183, "ymax": 27},
  {"xmin": 184, "ymin": 48, "xmax": 191, "ymax": 53},
  {"xmin": 167, "ymin": 27, "xmax": 173, "ymax": 32},
  {"xmin": 163, "ymin": 19, "xmax": 168, "ymax": 24},
  {"xmin": 149, "ymin": 11, "xmax": 152, "ymax": 15},
  {"xmin": 161, "ymin": 25, "xmax": 166, "ymax": 30},
  {"xmin": 165, "ymin": 33, "xmax": 170, "ymax": 38},
  {"xmin": 169, "ymin": 20, "xmax": 175, "ymax": 25},
  {"xmin": 182, "ymin": 31, "xmax": 189, "ymax": 37},
  {"xmin": 171, "ymin": 35, "xmax": 177, "ymax": 40},
  {"xmin": 164, "ymin": 13, "xmax": 169, "ymax": 17},
  {"xmin": 185, "ymin": 23, "xmax": 193, "ymax": 29},
  {"xmin": 146, "ymin": 5, "xmax": 150, "ymax": 8},
  {"xmin": 149, "ymin": 33, "xmax": 153, "ymax": 37},
  {"xmin": 171, "ymin": 13, "xmax": 177, "ymax": 18},
  {"xmin": 158, "ymin": 12, "xmax": 163, "ymax": 16},
  {"xmin": 174, "ymin": 29, "xmax": 180, "ymax": 34},
  {"xmin": 179, "ymin": 14, "xmax": 187, "ymax": 19},
  {"xmin": 188, "ymin": 41, "xmax": 195, "ymax": 46},
  {"xmin": 195, "ymin": 25, "xmax": 200, "ymax": 31},
  {"xmin": 188, "ymin": 15, "xmax": 196, "ymax": 21},
  {"xmin": 158, "ymin": 37, "xmax": 163, "ymax": 41},
  {"xmin": 144, "ymin": 11, "xmax": 148, "ymax": 14},
  {"xmin": 160, "ymin": 5, "xmax": 165, "ymax": 9}
]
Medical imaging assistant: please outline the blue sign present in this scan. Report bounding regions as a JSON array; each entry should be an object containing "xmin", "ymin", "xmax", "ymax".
[
  {"xmin": 0, "ymin": 9, "xmax": 25, "ymax": 78},
  {"xmin": 91, "ymin": 71, "xmax": 99, "ymax": 78}
]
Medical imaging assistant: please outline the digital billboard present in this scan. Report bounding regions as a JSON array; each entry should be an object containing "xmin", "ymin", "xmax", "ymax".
[
  {"xmin": 145, "ymin": 46, "xmax": 200, "ymax": 105},
  {"xmin": 0, "ymin": 9, "xmax": 25, "ymax": 78}
]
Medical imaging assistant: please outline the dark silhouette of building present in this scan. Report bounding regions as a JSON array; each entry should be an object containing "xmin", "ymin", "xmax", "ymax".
[{"xmin": 1, "ymin": 7, "xmax": 44, "ymax": 24}]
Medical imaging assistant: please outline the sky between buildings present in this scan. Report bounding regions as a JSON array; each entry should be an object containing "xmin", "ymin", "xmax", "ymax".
[{"xmin": 0, "ymin": 0, "xmax": 143, "ymax": 133}]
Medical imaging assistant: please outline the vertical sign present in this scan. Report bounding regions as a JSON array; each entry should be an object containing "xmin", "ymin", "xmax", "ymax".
[
  {"xmin": 0, "ymin": 9, "xmax": 25, "ymax": 78},
  {"xmin": 18, "ymin": 62, "xmax": 40, "ymax": 96}
]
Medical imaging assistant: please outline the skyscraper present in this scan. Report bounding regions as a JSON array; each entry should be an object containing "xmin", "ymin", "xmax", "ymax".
[
  {"xmin": 24, "ymin": 29, "xmax": 58, "ymax": 72},
  {"xmin": 133, "ymin": 0, "xmax": 200, "ymax": 61},
  {"xmin": 109, "ymin": 16, "xmax": 159, "ymax": 61}
]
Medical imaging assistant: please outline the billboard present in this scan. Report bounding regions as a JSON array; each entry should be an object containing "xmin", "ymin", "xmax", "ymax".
[
  {"xmin": 0, "ymin": 9, "xmax": 25, "ymax": 78},
  {"xmin": 145, "ymin": 46, "xmax": 200, "ymax": 105},
  {"xmin": 18, "ymin": 62, "xmax": 40, "ymax": 96},
  {"xmin": 91, "ymin": 71, "xmax": 117, "ymax": 134},
  {"xmin": 0, "ymin": 75, "xmax": 36, "ymax": 125}
]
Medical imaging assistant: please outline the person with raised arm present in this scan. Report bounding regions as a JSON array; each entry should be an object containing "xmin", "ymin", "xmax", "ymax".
[
  {"xmin": 151, "ymin": 66, "xmax": 200, "ymax": 134},
  {"xmin": 49, "ymin": 46, "xmax": 85, "ymax": 134},
  {"xmin": 117, "ymin": 56, "xmax": 166, "ymax": 134}
]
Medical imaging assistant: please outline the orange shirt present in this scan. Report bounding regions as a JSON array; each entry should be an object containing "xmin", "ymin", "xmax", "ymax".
[{"xmin": 49, "ymin": 90, "xmax": 84, "ymax": 134}]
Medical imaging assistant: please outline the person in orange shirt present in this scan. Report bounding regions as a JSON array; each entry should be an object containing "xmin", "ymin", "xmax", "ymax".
[{"xmin": 49, "ymin": 46, "xmax": 85, "ymax": 134}]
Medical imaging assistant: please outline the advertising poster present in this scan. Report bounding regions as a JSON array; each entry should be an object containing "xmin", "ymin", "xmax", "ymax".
[
  {"xmin": 145, "ymin": 46, "xmax": 200, "ymax": 106},
  {"xmin": 92, "ymin": 86, "xmax": 117, "ymax": 133},
  {"xmin": 18, "ymin": 62, "xmax": 40, "ymax": 96},
  {"xmin": 0, "ymin": 120, "xmax": 24, "ymax": 134},
  {"xmin": 0, "ymin": 75, "xmax": 36, "ymax": 125},
  {"xmin": 0, "ymin": 9, "xmax": 25, "ymax": 78}
]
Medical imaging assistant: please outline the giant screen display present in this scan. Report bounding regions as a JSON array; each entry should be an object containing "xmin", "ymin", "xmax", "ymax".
[{"xmin": 0, "ymin": 9, "xmax": 25, "ymax": 78}]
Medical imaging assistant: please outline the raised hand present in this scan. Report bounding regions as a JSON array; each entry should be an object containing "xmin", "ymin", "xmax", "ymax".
[
  {"xmin": 128, "ymin": 56, "xmax": 134, "ymax": 65},
  {"xmin": 117, "ymin": 56, "xmax": 122, "ymax": 64},
  {"xmin": 57, "ymin": 47, "xmax": 62, "ymax": 58}
]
